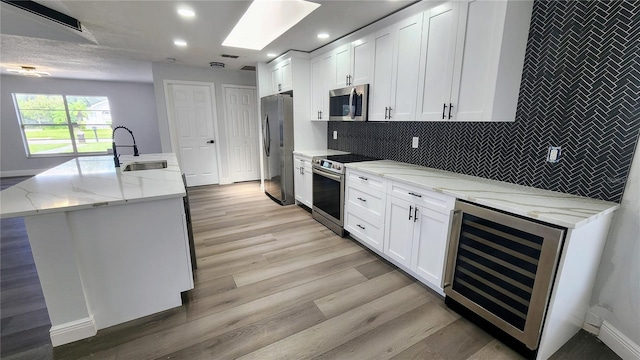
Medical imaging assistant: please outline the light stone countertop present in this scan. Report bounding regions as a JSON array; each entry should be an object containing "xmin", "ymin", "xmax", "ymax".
[
  {"xmin": 293, "ymin": 149, "xmax": 349, "ymax": 158},
  {"xmin": 346, "ymin": 160, "xmax": 619, "ymax": 229},
  {"xmin": 0, "ymin": 153, "xmax": 185, "ymax": 219}
]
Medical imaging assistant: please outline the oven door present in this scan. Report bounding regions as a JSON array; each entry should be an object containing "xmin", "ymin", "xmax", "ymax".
[{"xmin": 312, "ymin": 166, "xmax": 344, "ymax": 226}]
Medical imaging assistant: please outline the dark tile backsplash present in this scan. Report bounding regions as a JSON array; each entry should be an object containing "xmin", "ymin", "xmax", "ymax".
[{"xmin": 328, "ymin": 0, "xmax": 640, "ymax": 203}]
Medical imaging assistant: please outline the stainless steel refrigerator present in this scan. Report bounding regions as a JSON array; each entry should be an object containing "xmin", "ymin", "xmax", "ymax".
[{"xmin": 261, "ymin": 93, "xmax": 294, "ymax": 205}]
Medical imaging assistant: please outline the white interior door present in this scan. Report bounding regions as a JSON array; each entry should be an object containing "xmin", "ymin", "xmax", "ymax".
[
  {"xmin": 224, "ymin": 86, "xmax": 260, "ymax": 183},
  {"xmin": 170, "ymin": 84, "xmax": 219, "ymax": 187}
]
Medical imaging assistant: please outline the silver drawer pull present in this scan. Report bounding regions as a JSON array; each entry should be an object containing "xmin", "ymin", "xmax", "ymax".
[
  {"xmin": 357, "ymin": 224, "xmax": 366, "ymax": 230},
  {"xmin": 357, "ymin": 197, "xmax": 367, "ymax": 202},
  {"xmin": 359, "ymin": 176, "xmax": 368, "ymax": 181},
  {"xmin": 408, "ymin": 192, "xmax": 422, "ymax": 198}
]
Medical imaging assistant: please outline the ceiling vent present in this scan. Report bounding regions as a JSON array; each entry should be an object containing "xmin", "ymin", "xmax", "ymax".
[
  {"xmin": 1, "ymin": 0, "xmax": 82, "ymax": 31},
  {"xmin": 209, "ymin": 62, "xmax": 225, "ymax": 68},
  {"xmin": 241, "ymin": 66, "xmax": 256, "ymax": 71},
  {"xmin": 221, "ymin": 54, "xmax": 240, "ymax": 59}
]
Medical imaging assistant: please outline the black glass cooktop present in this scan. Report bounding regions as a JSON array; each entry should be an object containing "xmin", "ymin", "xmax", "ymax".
[{"xmin": 324, "ymin": 154, "xmax": 380, "ymax": 163}]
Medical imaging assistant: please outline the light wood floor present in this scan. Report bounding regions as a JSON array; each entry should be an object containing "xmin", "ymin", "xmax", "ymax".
[{"xmin": 1, "ymin": 179, "xmax": 620, "ymax": 360}]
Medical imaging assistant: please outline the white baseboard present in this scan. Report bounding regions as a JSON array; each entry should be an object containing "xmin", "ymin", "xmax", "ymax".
[
  {"xmin": 50, "ymin": 316, "xmax": 97, "ymax": 347},
  {"xmin": 0, "ymin": 169, "xmax": 46, "ymax": 178},
  {"xmin": 598, "ymin": 320, "xmax": 640, "ymax": 360}
]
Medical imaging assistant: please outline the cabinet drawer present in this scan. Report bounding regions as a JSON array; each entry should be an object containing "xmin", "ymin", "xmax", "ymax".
[
  {"xmin": 345, "ymin": 210, "xmax": 384, "ymax": 252},
  {"xmin": 388, "ymin": 180, "xmax": 454, "ymax": 214},
  {"xmin": 346, "ymin": 184, "xmax": 385, "ymax": 220},
  {"xmin": 346, "ymin": 169, "xmax": 385, "ymax": 192}
]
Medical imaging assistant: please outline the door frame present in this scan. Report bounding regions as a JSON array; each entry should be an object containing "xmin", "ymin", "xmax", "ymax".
[
  {"xmin": 220, "ymin": 84, "xmax": 259, "ymax": 184},
  {"xmin": 163, "ymin": 80, "xmax": 223, "ymax": 185}
]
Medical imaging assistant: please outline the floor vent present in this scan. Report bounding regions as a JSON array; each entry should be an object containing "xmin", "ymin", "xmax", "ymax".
[{"xmin": 1, "ymin": 0, "xmax": 82, "ymax": 31}]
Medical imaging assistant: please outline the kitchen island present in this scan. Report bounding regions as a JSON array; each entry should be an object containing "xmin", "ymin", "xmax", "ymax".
[{"xmin": 0, "ymin": 153, "xmax": 193, "ymax": 346}]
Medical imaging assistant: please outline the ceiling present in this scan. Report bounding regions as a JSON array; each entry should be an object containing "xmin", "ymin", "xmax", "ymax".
[{"xmin": 0, "ymin": 0, "xmax": 416, "ymax": 83}]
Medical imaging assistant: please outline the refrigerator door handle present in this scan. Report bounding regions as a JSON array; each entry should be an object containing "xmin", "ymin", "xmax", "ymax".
[{"xmin": 263, "ymin": 115, "xmax": 271, "ymax": 157}]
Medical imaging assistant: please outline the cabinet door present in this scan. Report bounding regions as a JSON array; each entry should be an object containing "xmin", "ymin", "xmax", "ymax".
[
  {"xmin": 389, "ymin": 13, "xmax": 423, "ymax": 121},
  {"xmin": 369, "ymin": 27, "xmax": 394, "ymax": 121},
  {"xmin": 384, "ymin": 196, "xmax": 415, "ymax": 268},
  {"xmin": 302, "ymin": 161, "xmax": 313, "ymax": 207},
  {"xmin": 280, "ymin": 59, "xmax": 292, "ymax": 92},
  {"xmin": 310, "ymin": 56, "xmax": 324, "ymax": 120},
  {"xmin": 450, "ymin": 0, "xmax": 504, "ymax": 121},
  {"xmin": 294, "ymin": 157, "xmax": 304, "ymax": 203},
  {"xmin": 333, "ymin": 44, "xmax": 351, "ymax": 88},
  {"xmin": 416, "ymin": 2, "xmax": 460, "ymax": 121},
  {"xmin": 351, "ymin": 35, "xmax": 371, "ymax": 86},
  {"xmin": 271, "ymin": 65, "xmax": 282, "ymax": 94},
  {"xmin": 411, "ymin": 206, "xmax": 450, "ymax": 288}
]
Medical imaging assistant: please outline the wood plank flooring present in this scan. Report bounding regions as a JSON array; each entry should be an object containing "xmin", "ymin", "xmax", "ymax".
[{"xmin": 0, "ymin": 178, "xmax": 621, "ymax": 360}]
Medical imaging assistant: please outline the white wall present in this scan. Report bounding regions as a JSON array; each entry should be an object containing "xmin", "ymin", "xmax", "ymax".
[
  {"xmin": 150, "ymin": 62, "xmax": 256, "ymax": 183},
  {"xmin": 0, "ymin": 75, "xmax": 160, "ymax": 176},
  {"xmin": 590, "ymin": 152, "xmax": 640, "ymax": 346}
]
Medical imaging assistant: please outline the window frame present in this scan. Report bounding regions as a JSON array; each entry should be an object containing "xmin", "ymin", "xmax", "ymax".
[{"xmin": 12, "ymin": 93, "xmax": 113, "ymax": 158}]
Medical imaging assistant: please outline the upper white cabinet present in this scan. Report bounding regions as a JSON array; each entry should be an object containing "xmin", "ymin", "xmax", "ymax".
[
  {"xmin": 416, "ymin": 0, "xmax": 533, "ymax": 121},
  {"xmin": 369, "ymin": 14, "xmax": 424, "ymax": 121},
  {"xmin": 350, "ymin": 36, "xmax": 372, "ymax": 86},
  {"xmin": 333, "ymin": 44, "xmax": 352, "ymax": 88},
  {"xmin": 310, "ymin": 53, "xmax": 332, "ymax": 120},
  {"xmin": 270, "ymin": 58, "xmax": 292, "ymax": 94}
]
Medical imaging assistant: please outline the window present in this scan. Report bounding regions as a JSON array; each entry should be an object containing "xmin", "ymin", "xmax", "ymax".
[{"xmin": 13, "ymin": 94, "xmax": 113, "ymax": 156}]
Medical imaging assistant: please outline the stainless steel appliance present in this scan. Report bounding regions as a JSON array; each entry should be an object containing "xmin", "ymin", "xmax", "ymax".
[
  {"xmin": 329, "ymin": 84, "xmax": 369, "ymax": 121},
  {"xmin": 444, "ymin": 200, "xmax": 566, "ymax": 358},
  {"xmin": 312, "ymin": 154, "xmax": 379, "ymax": 235},
  {"xmin": 261, "ymin": 93, "xmax": 294, "ymax": 205}
]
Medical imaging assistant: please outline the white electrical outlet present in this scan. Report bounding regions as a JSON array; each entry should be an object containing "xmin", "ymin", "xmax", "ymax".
[
  {"xmin": 547, "ymin": 146, "xmax": 561, "ymax": 163},
  {"xmin": 412, "ymin": 137, "xmax": 419, "ymax": 148},
  {"xmin": 333, "ymin": 131, "xmax": 338, "ymax": 140}
]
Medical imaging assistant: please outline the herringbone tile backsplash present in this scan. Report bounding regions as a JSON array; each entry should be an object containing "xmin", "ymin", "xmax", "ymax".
[{"xmin": 327, "ymin": 0, "xmax": 640, "ymax": 203}]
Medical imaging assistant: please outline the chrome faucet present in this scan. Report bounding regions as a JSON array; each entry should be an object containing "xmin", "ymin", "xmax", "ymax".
[{"xmin": 112, "ymin": 126, "xmax": 139, "ymax": 167}]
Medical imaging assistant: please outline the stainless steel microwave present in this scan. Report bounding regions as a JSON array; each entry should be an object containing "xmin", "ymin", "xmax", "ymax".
[{"xmin": 329, "ymin": 84, "xmax": 369, "ymax": 121}]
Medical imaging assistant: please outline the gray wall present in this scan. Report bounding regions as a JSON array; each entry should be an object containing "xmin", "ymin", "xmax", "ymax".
[
  {"xmin": 151, "ymin": 62, "xmax": 256, "ymax": 183},
  {"xmin": 590, "ymin": 153, "xmax": 640, "ymax": 345},
  {"xmin": 0, "ymin": 75, "xmax": 160, "ymax": 175}
]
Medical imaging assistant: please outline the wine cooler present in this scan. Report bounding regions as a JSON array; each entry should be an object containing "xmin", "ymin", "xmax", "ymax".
[{"xmin": 444, "ymin": 200, "xmax": 566, "ymax": 357}]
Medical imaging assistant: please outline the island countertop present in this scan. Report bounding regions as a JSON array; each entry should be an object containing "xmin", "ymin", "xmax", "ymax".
[
  {"xmin": 0, "ymin": 153, "xmax": 185, "ymax": 219},
  {"xmin": 346, "ymin": 160, "xmax": 619, "ymax": 229}
]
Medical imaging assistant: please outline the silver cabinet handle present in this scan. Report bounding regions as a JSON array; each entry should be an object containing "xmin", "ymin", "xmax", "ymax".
[
  {"xmin": 414, "ymin": 207, "xmax": 418, "ymax": 222},
  {"xmin": 384, "ymin": 107, "xmax": 388, "ymax": 119},
  {"xmin": 442, "ymin": 103, "xmax": 447, "ymax": 119},
  {"xmin": 319, "ymin": 110, "xmax": 322, "ymax": 119},
  {"xmin": 409, "ymin": 192, "xmax": 422, "ymax": 198},
  {"xmin": 358, "ymin": 176, "xmax": 368, "ymax": 181},
  {"xmin": 388, "ymin": 107, "xmax": 392, "ymax": 119},
  {"xmin": 207, "ymin": 140, "xmax": 215, "ymax": 144},
  {"xmin": 357, "ymin": 224, "xmax": 365, "ymax": 230},
  {"xmin": 409, "ymin": 205, "xmax": 413, "ymax": 221},
  {"xmin": 357, "ymin": 197, "xmax": 367, "ymax": 202}
]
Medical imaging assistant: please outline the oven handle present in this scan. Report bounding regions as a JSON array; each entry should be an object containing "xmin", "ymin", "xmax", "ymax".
[{"xmin": 312, "ymin": 166, "xmax": 343, "ymax": 182}]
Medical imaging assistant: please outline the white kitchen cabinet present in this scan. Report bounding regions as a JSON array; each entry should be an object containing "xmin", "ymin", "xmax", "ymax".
[
  {"xmin": 350, "ymin": 35, "xmax": 372, "ymax": 86},
  {"xmin": 344, "ymin": 169, "xmax": 387, "ymax": 252},
  {"xmin": 332, "ymin": 44, "xmax": 351, "ymax": 89},
  {"xmin": 385, "ymin": 180, "xmax": 455, "ymax": 291},
  {"xmin": 369, "ymin": 13, "xmax": 423, "ymax": 121},
  {"xmin": 293, "ymin": 154, "xmax": 312, "ymax": 208},
  {"xmin": 310, "ymin": 53, "xmax": 332, "ymax": 120},
  {"xmin": 271, "ymin": 58, "xmax": 292, "ymax": 94},
  {"xmin": 416, "ymin": 0, "xmax": 532, "ymax": 121}
]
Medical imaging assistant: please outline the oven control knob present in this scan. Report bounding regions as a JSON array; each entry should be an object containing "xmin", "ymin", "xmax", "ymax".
[{"xmin": 333, "ymin": 164, "xmax": 342, "ymax": 171}]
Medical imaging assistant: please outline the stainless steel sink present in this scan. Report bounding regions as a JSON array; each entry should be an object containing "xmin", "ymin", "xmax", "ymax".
[{"xmin": 122, "ymin": 160, "xmax": 168, "ymax": 172}]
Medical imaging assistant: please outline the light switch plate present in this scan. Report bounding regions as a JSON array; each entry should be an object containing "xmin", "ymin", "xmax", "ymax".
[
  {"xmin": 333, "ymin": 131, "xmax": 338, "ymax": 140},
  {"xmin": 412, "ymin": 137, "xmax": 419, "ymax": 148},
  {"xmin": 547, "ymin": 146, "xmax": 561, "ymax": 163}
]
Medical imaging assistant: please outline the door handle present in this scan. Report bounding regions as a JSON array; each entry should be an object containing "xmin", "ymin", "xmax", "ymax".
[
  {"xmin": 442, "ymin": 103, "xmax": 447, "ymax": 119},
  {"xmin": 384, "ymin": 107, "xmax": 388, "ymax": 119},
  {"xmin": 357, "ymin": 224, "xmax": 366, "ymax": 230},
  {"xmin": 388, "ymin": 107, "xmax": 392, "ymax": 119},
  {"xmin": 414, "ymin": 207, "xmax": 418, "ymax": 222},
  {"xmin": 409, "ymin": 205, "xmax": 413, "ymax": 221},
  {"xmin": 319, "ymin": 111, "xmax": 322, "ymax": 119},
  {"xmin": 448, "ymin": 103, "xmax": 453, "ymax": 119},
  {"xmin": 207, "ymin": 140, "xmax": 215, "ymax": 144},
  {"xmin": 357, "ymin": 197, "xmax": 367, "ymax": 202}
]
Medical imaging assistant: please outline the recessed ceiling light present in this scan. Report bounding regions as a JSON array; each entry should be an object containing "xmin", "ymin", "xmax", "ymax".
[
  {"xmin": 223, "ymin": 0, "xmax": 321, "ymax": 50},
  {"xmin": 317, "ymin": 33, "xmax": 329, "ymax": 39},
  {"xmin": 267, "ymin": 53, "xmax": 277, "ymax": 57},
  {"xmin": 174, "ymin": 39, "xmax": 187, "ymax": 47},
  {"xmin": 177, "ymin": 8, "xmax": 195, "ymax": 17}
]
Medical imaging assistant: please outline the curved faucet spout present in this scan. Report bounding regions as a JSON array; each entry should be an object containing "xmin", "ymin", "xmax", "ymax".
[{"xmin": 112, "ymin": 126, "xmax": 139, "ymax": 167}]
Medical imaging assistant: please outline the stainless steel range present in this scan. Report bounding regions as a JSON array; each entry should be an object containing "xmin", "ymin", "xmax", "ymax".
[{"xmin": 311, "ymin": 154, "xmax": 379, "ymax": 236}]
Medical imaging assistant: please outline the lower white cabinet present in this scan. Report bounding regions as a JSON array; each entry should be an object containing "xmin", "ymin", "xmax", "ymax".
[
  {"xmin": 293, "ymin": 155, "xmax": 312, "ymax": 208},
  {"xmin": 345, "ymin": 168, "xmax": 455, "ymax": 294}
]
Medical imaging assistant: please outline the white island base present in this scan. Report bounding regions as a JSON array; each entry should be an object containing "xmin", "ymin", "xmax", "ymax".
[{"xmin": 25, "ymin": 197, "xmax": 193, "ymax": 346}]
